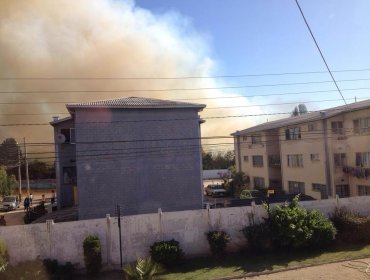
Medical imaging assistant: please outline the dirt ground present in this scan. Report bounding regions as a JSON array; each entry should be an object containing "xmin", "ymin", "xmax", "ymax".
[
  {"xmin": 1, "ymin": 189, "xmax": 55, "ymax": 226},
  {"xmin": 243, "ymin": 258, "xmax": 370, "ymax": 280}
]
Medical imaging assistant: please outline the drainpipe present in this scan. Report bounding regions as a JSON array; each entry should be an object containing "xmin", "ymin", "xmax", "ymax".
[
  {"xmin": 236, "ymin": 135, "xmax": 242, "ymax": 172},
  {"xmin": 321, "ymin": 114, "xmax": 333, "ymax": 197}
]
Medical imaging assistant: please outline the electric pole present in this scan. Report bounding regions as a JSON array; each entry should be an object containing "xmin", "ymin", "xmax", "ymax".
[{"xmin": 24, "ymin": 138, "xmax": 30, "ymax": 197}]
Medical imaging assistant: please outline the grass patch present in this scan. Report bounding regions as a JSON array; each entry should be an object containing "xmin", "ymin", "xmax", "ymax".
[{"xmin": 160, "ymin": 243, "xmax": 370, "ymax": 280}]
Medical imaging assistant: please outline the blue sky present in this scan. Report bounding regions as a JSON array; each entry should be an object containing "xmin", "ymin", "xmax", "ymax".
[{"xmin": 136, "ymin": 0, "xmax": 370, "ymax": 110}]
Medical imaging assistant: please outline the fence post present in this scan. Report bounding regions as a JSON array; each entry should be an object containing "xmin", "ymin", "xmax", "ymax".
[
  {"xmin": 106, "ymin": 214, "xmax": 111, "ymax": 267},
  {"xmin": 46, "ymin": 219, "xmax": 54, "ymax": 259},
  {"xmin": 158, "ymin": 208, "xmax": 163, "ymax": 240}
]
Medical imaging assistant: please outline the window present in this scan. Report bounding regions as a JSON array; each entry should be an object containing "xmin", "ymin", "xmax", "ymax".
[
  {"xmin": 356, "ymin": 152, "xmax": 370, "ymax": 167},
  {"xmin": 253, "ymin": 177, "xmax": 265, "ymax": 189},
  {"xmin": 242, "ymin": 136, "xmax": 248, "ymax": 141},
  {"xmin": 310, "ymin": 154, "xmax": 320, "ymax": 161},
  {"xmin": 251, "ymin": 135, "xmax": 262, "ymax": 144},
  {"xmin": 268, "ymin": 155, "xmax": 281, "ymax": 167},
  {"xmin": 243, "ymin": 156, "xmax": 249, "ymax": 162},
  {"xmin": 60, "ymin": 128, "xmax": 76, "ymax": 144},
  {"xmin": 336, "ymin": 185, "xmax": 349, "ymax": 198},
  {"xmin": 287, "ymin": 154, "xmax": 303, "ymax": 167},
  {"xmin": 288, "ymin": 181, "xmax": 305, "ymax": 194},
  {"xmin": 308, "ymin": 123, "xmax": 317, "ymax": 131},
  {"xmin": 354, "ymin": 118, "xmax": 370, "ymax": 134},
  {"xmin": 334, "ymin": 153, "xmax": 346, "ymax": 167},
  {"xmin": 269, "ymin": 179, "xmax": 281, "ymax": 189},
  {"xmin": 285, "ymin": 127, "xmax": 301, "ymax": 140},
  {"xmin": 358, "ymin": 185, "xmax": 370, "ymax": 196},
  {"xmin": 331, "ymin": 121, "xmax": 343, "ymax": 134},
  {"xmin": 63, "ymin": 166, "xmax": 77, "ymax": 184},
  {"xmin": 252, "ymin": 155, "xmax": 263, "ymax": 167},
  {"xmin": 312, "ymin": 183, "xmax": 325, "ymax": 192}
]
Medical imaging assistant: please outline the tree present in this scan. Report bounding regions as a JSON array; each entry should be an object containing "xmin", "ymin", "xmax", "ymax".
[
  {"xmin": 0, "ymin": 167, "xmax": 16, "ymax": 197},
  {"xmin": 291, "ymin": 104, "xmax": 308, "ymax": 117},
  {"xmin": 202, "ymin": 150, "xmax": 235, "ymax": 170},
  {"xmin": 0, "ymin": 138, "xmax": 21, "ymax": 167},
  {"xmin": 223, "ymin": 170, "xmax": 250, "ymax": 197}
]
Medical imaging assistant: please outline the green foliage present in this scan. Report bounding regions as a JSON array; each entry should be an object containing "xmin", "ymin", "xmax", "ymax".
[
  {"xmin": 149, "ymin": 239, "xmax": 183, "ymax": 268},
  {"xmin": 0, "ymin": 167, "xmax": 16, "ymax": 197},
  {"xmin": 0, "ymin": 240, "xmax": 9, "ymax": 273},
  {"xmin": 202, "ymin": 150, "xmax": 235, "ymax": 170},
  {"xmin": 123, "ymin": 257, "xmax": 162, "ymax": 280},
  {"xmin": 330, "ymin": 207, "xmax": 370, "ymax": 244},
  {"xmin": 43, "ymin": 259, "xmax": 76, "ymax": 279},
  {"xmin": 206, "ymin": 230, "xmax": 230, "ymax": 257},
  {"xmin": 0, "ymin": 138, "xmax": 20, "ymax": 167},
  {"xmin": 1, "ymin": 260, "xmax": 49, "ymax": 280},
  {"xmin": 242, "ymin": 223, "xmax": 272, "ymax": 252},
  {"xmin": 224, "ymin": 171, "xmax": 250, "ymax": 197},
  {"xmin": 83, "ymin": 235, "xmax": 102, "ymax": 275},
  {"xmin": 267, "ymin": 197, "xmax": 336, "ymax": 249}
]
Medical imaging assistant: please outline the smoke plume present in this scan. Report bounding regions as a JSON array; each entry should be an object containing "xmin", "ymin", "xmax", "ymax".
[{"xmin": 0, "ymin": 0, "xmax": 261, "ymax": 157}]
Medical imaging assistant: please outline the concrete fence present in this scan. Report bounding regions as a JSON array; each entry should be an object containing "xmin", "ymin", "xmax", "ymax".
[{"xmin": 1, "ymin": 196, "xmax": 370, "ymax": 268}]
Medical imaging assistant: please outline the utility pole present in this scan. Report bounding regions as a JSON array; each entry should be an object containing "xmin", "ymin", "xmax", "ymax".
[
  {"xmin": 116, "ymin": 205, "xmax": 123, "ymax": 271},
  {"xmin": 24, "ymin": 138, "xmax": 30, "ymax": 197},
  {"xmin": 17, "ymin": 145, "xmax": 22, "ymax": 198}
]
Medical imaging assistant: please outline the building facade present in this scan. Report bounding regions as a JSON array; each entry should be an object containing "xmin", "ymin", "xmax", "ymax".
[
  {"xmin": 51, "ymin": 97, "xmax": 205, "ymax": 219},
  {"xmin": 233, "ymin": 100, "xmax": 370, "ymax": 199}
]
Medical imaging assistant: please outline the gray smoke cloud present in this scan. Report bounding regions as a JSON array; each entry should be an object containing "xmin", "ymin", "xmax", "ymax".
[{"xmin": 0, "ymin": 0, "xmax": 262, "ymax": 156}]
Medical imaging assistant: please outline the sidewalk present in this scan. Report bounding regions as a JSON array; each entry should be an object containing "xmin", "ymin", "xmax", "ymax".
[{"xmin": 241, "ymin": 257, "xmax": 370, "ymax": 280}]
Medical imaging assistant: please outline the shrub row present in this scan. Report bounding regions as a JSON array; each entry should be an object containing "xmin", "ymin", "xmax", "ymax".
[{"xmin": 330, "ymin": 207, "xmax": 370, "ymax": 244}]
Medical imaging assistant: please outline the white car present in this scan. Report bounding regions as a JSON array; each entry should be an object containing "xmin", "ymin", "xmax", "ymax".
[
  {"xmin": 1, "ymin": 196, "xmax": 20, "ymax": 211},
  {"xmin": 205, "ymin": 185, "xmax": 228, "ymax": 197}
]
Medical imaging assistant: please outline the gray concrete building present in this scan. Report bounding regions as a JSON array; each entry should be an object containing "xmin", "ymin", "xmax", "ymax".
[{"xmin": 51, "ymin": 97, "xmax": 206, "ymax": 219}]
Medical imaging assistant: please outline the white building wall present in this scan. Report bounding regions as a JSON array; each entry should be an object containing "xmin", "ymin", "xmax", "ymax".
[{"xmin": 1, "ymin": 196, "xmax": 370, "ymax": 267}]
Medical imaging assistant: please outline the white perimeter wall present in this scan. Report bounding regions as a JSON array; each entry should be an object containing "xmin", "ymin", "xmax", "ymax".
[{"xmin": 1, "ymin": 196, "xmax": 370, "ymax": 268}]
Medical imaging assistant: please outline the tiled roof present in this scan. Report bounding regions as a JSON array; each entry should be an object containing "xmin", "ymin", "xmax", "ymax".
[
  {"xmin": 232, "ymin": 98, "xmax": 370, "ymax": 136},
  {"xmin": 67, "ymin": 97, "xmax": 205, "ymax": 111},
  {"xmin": 49, "ymin": 116, "xmax": 73, "ymax": 126}
]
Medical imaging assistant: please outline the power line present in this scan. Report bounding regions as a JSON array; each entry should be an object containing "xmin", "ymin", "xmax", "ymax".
[
  {"xmin": 0, "ymin": 97, "xmax": 364, "ymax": 115},
  {"xmin": 1, "ymin": 77, "xmax": 370, "ymax": 94},
  {"xmin": 2, "ymin": 67, "xmax": 370, "ymax": 80},
  {"xmin": 0, "ymin": 87, "xmax": 359, "ymax": 104},
  {"xmin": 295, "ymin": 0, "xmax": 347, "ymax": 105},
  {"xmin": 0, "ymin": 104, "xmax": 366, "ymax": 127}
]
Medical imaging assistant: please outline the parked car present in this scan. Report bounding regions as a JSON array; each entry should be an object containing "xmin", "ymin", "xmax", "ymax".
[
  {"xmin": 205, "ymin": 184, "xmax": 228, "ymax": 197},
  {"xmin": 240, "ymin": 189, "xmax": 264, "ymax": 199},
  {"xmin": 1, "ymin": 196, "xmax": 20, "ymax": 211}
]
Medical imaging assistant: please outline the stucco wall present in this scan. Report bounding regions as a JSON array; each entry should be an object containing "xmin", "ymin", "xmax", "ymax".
[
  {"xmin": 73, "ymin": 108, "xmax": 204, "ymax": 219},
  {"xmin": 1, "ymin": 196, "xmax": 370, "ymax": 267}
]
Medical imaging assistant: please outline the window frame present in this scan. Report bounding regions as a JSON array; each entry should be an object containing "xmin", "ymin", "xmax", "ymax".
[
  {"xmin": 287, "ymin": 154, "xmax": 304, "ymax": 167},
  {"xmin": 252, "ymin": 155, "xmax": 264, "ymax": 167}
]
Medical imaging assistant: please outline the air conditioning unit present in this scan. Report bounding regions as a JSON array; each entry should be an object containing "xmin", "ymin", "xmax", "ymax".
[
  {"xmin": 248, "ymin": 144, "xmax": 252, "ymax": 149},
  {"xmin": 56, "ymin": 133, "xmax": 66, "ymax": 144}
]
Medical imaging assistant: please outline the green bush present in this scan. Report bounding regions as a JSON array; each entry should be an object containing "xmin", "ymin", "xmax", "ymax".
[
  {"xmin": 330, "ymin": 207, "xmax": 370, "ymax": 244},
  {"xmin": 242, "ymin": 222, "xmax": 272, "ymax": 252},
  {"xmin": 149, "ymin": 239, "xmax": 183, "ymax": 268},
  {"xmin": 43, "ymin": 259, "xmax": 76, "ymax": 279},
  {"xmin": 123, "ymin": 257, "xmax": 162, "ymax": 280},
  {"xmin": 0, "ymin": 240, "xmax": 8, "ymax": 273},
  {"xmin": 267, "ymin": 196, "xmax": 336, "ymax": 249},
  {"xmin": 206, "ymin": 230, "xmax": 230, "ymax": 257},
  {"xmin": 83, "ymin": 235, "xmax": 102, "ymax": 275}
]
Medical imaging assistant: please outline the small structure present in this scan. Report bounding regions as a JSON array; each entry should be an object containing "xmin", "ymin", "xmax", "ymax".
[
  {"xmin": 51, "ymin": 97, "xmax": 206, "ymax": 219},
  {"xmin": 202, "ymin": 169, "xmax": 231, "ymax": 188}
]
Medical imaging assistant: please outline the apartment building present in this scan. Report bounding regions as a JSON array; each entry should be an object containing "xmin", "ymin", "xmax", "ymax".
[{"xmin": 232, "ymin": 99, "xmax": 370, "ymax": 200}]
